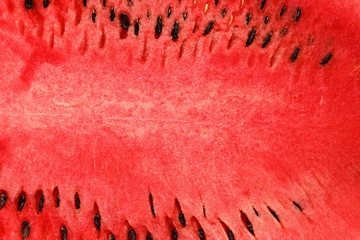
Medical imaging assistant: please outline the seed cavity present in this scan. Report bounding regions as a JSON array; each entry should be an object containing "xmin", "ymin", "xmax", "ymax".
[
  {"xmin": 110, "ymin": 8, "xmax": 116, "ymax": 22},
  {"xmin": 280, "ymin": 28, "xmax": 287, "ymax": 37},
  {"xmin": 293, "ymin": 201, "xmax": 303, "ymax": 211},
  {"xmin": 94, "ymin": 214, "xmax": 101, "ymax": 231},
  {"xmin": 149, "ymin": 193, "xmax": 156, "ymax": 217},
  {"xmin": 92, "ymin": 9, "xmax": 96, "ymax": 23},
  {"xmin": 260, "ymin": 0, "xmax": 266, "ymax": 9},
  {"xmin": 155, "ymin": 16, "xmax": 163, "ymax": 35},
  {"xmin": 43, "ymin": 0, "xmax": 49, "ymax": 8},
  {"xmin": 240, "ymin": 210, "xmax": 255, "ymax": 236},
  {"xmin": 18, "ymin": 193, "xmax": 26, "ymax": 211},
  {"xmin": 219, "ymin": 219, "xmax": 235, "ymax": 240},
  {"xmin": 53, "ymin": 187, "xmax": 60, "ymax": 208},
  {"xmin": 264, "ymin": 16, "xmax": 269, "ymax": 24},
  {"xmin": 0, "ymin": 192, "xmax": 7, "ymax": 210},
  {"xmin": 320, "ymin": 53, "xmax": 333, "ymax": 65},
  {"xmin": 291, "ymin": 47, "xmax": 301, "ymax": 63},
  {"xmin": 134, "ymin": 20, "xmax": 140, "ymax": 36},
  {"xmin": 262, "ymin": 32, "xmax": 272, "ymax": 48},
  {"xmin": 280, "ymin": 5, "xmax": 287, "ymax": 16},
  {"xmin": 61, "ymin": 226, "xmax": 68, "ymax": 240},
  {"xmin": 246, "ymin": 13, "xmax": 252, "ymax": 25},
  {"xmin": 203, "ymin": 20, "xmax": 214, "ymax": 35},
  {"xmin": 267, "ymin": 206, "xmax": 280, "ymax": 223},
  {"xmin": 168, "ymin": 7, "xmax": 172, "ymax": 18},
  {"xmin": 146, "ymin": 233, "xmax": 153, "ymax": 240},
  {"xmin": 74, "ymin": 192, "xmax": 80, "ymax": 210},
  {"xmin": 25, "ymin": 0, "xmax": 34, "ymax": 9},
  {"xmin": 245, "ymin": 28, "xmax": 256, "ymax": 47},
  {"xmin": 198, "ymin": 228, "xmax": 205, "ymax": 240},
  {"xmin": 128, "ymin": 229, "xmax": 136, "ymax": 240},
  {"xmin": 179, "ymin": 213, "xmax": 186, "ymax": 226},
  {"xmin": 120, "ymin": 13, "xmax": 130, "ymax": 30},
  {"xmin": 108, "ymin": 234, "xmax": 116, "ymax": 240},
  {"xmin": 295, "ymin": 7, "xmax": 301, "ymax": 22},
  {"xmin": 172, "ymin": 229, "xmax": 178, "ymax": 240},
  {"xmin": 21, "ymin": 221, "xmax": 30, "ymax": 239},
  {"xmin": 222, "ymin": 9, "xmax": 226, "ymax": 17},
  {"xmin": 171, "ymin": 21, "xmax": 180, "ymax": 40}
]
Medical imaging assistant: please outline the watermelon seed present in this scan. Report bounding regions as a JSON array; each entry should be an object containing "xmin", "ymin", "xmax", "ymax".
[
  {"xmin": 203, "ymin": 205, "xmax": 206, "ymax": 217},
  {"xmin": 18, "ymin": 193, "xmax": 26, "ymax": 211},
  {"xmin": 245, "ymin": 28, "xmax": 256, "ymax": 47},
  {"xmin": 21, "ymin": 221, "xmax": 30, "ymax": 239},
  {"xmin": 198, "ymin": 228, "xmax": 205, "ymax": 240},
  {"xmin": 222, "ymin": 9, "xmax": 226, "ymax": 17},
  {"xmin": 262, "ymin": 32, "xmax": 272, "ymax": 48},
  {"xmin": 92, "ymin": 9, "xmax": 96, "ymax": 23},
  {"xmin": 128, "ymin": 229, "xmax": 136, "ymax": 240},
  {"xmin": 179, "ymin": 213, "xmax": 186, "ymax": 226},
  {"xmin": 43, "ymin": 0, "xmax": 49, "ymax": 8},
  {"xmin": 103, "ymin": 0, "xmax": 106, "ymax": 7},
  {"xmin": 171, "ymin": 21, "xmax": 180, "ymax": 40},
  {"xmin": 172, "ymin": 229, "xmax": 178, "ymax": 240},
  {"xmin": 320, "ymin": 53, "xmax": 333, "ymax": 66},
  {"xmin": 134, "ymin": 20, "xmax": 140, "ymax": 36},
  {"xmin": 245, "ymin": 14, "xmax": 251, "ymax": 25},
  {"xmin": 215, "ymin": 0, "xmax": 219, "ymax": 5},
  {"xmin": 252, "ymin": 206, "xmax": 259, "ymax": 216},
  {"xmin": 53, "ymin": 187, "xmax": 60, "ymax": 208},
  {"xmin": 227, "ymin": 230, "xmax": 235, "ymax": 240},
  {"xmin": 155, "ymin": 16, "xmax": 163, "ymax": 37},
  {"xmin": 83, "ymin": 0, "xmax": 87, "ymax": 7},
  {"xmin": 264, "ymin": 16, "xmax": 269, "ymax": 24},
  {"xmin": 74, "ymin": 192, "xmax": 80, "ymax": 210},
  {"xmin": 24, "ymin": 0, "xmax": 34, "ymax": 9},
  {"xmin": 219, "ymin": 219, "xmax": 235, "ymax": 240},
  {"xmin": 110, "ymin": 8, "xmax": 116, "ymax": 22},
  {"xmin": 293, "ymin": 201, "xmax": 303, "ymax": 212},
  {"xmin": 280, "ymin": 6, "xmax": 287, "ymax": 16},
  {"xmin": 94, "ymin": 213, "xmax": 101, "ymax": 231},
  {"xmin": 108, "ymin": 234, "xmax": 115, "ymax": 240},
  {"xmin": 291, "ymin": 47, "xmax": 301, "ymax": 63},
  {"xmin": 260, "ymin": 0, "xmax": 266, "ymax": 9},
  {"xmin": 280, "ymin": 28, "xmax": 287, "ymax": 37},
  {"xmin": 60, "ymin": 226, "xmax": 68, "ymax": 240},
  {"xmin": 240, "ymin": 210, "xmax": 255, "ymax": 236},
  {"xmin": 203, "ymin": 20, "xmax": 214, "ymax": 35},
  {"xmin": 120, "ymin": 13, "xmax": 131, "ymax": 30},
  {"xmin": 168, "ymin": 7, "xmax": 172, "ymax": 18},
  {"xmin": 183, "ymin": 12, "xmax": 187, "ymax": 21},
  {"xmin": 295, "ymin": 7, "xmax": 301, "ymax": 22},
  {"xmin": 267, "ymin": 206, "xmax": 280, "ymax": 223},
  {"xmin": 38, "ymin": 194, "xmax": 44, "ymax": 213},
  {"xmin": 128, "ymin": 0, "xmax": 132, "ymax": 7},
  {"xmin": 149, "ymin": 193, "xmax": 156, "ymax": 217},
  {"xmin": 147, "ymin": 9, "xmax": 151, "ymax": 18},
  {"xmin": 146, "ymin": 233, "xmax": 153, "ymax": 240},
  {"xmin": 0, "ymin": 192, "xmax": 6, "ymax": 209}
]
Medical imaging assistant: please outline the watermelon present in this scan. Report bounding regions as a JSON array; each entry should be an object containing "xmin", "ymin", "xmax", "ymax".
[{"xmin": 0, "ymin": 0, "xmax": 360, "ymax": 239}]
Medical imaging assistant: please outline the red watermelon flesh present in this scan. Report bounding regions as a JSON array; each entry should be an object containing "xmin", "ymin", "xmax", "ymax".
[{"xmin": 0, "ymin": 0, "xmax": 360, "ymax": 239}]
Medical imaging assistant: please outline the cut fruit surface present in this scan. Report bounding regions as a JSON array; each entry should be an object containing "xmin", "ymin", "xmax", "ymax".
[{"xmin": 0, "ymin": 0, "xmax": 360, "ymax": 239}]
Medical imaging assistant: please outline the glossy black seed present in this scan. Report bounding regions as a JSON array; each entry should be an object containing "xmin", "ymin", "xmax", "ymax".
[
  {"xmin": 267, "ymin": 206, "xmax": 280, "ymax": 222},
  {"xmin": 172, "ymin": 229, "xmax": 178, "ymax": 240},
  {"xmin": 120, "ymin": 13, "xmax": 130, "ymax": 30},
  {"xmin": 246, "ymin": 28, "xmax": 256, "ymax": 47},
  {"xmin": 171, "ymin": 21, "xmax": 180, "ymax": 40},
  {"xmin": 24, "ymin": 0, "xmax": 34, "ymax": 9},
  {"xmin": 227, "ymin": 230, "xmax": 235, "ymax": 240},
  {"xmin": 74, "ymin": 192, "xmax": 80, "ymax": 210},
  {"xmin": 110, "ymin": 8, "xmax": 116, "ymax": 22},
  {"xmin": 108, "ymin": 234, "xmax": 115, "ymax": 240},
  {"xmin": 264, "ymin": 16, "xmax": 269, "ymax": 24},
  {"xmin": 149, "ymin": 193, "xmax": 155, "ymax": 217},
  {"xmin": 222, "ymin": 9, "xmax": 226, "ymax": 17},
  {"xmin": 155, "ymin": 16, "xmax": 163, "ymax": 34},
  {"xmin": 146, "ymin": 233, "xmax": 153, "ymax": 240},
  {"xmin": 293, "ymin": 201, "xmax": 303, "ymax": 211},
  {"xmin": 291, "ymin": 47, "xmax": 301, "ymax": 63},
  {"xmin": 280, "ymin": 28, "xmax": 287, "ymax": 37},
  {"xmin": 262, "ymin": 32, "xmax": 272, "ymax": 48},
  {"xmin": 203, "ymin": 205, "xmax": 206, "ymax": 217},
  {"xmin": 246, "ymin": 13, "xmax": 252, "ymax": 25},
  {"xmin": 241, "ymin": 211, "xmax": 254, "ymax": 236},
  {"xmin": 18, "ymin": 194, "xmax": 26, "ymax": 211},
  {"xmin": 39, "ymin": 195, "xmax": 44, "ymax": 213},
  {"xmin": 92, "ymin": 10, "xmax": 96, "ymax": 23},
  {"xmin": 83, "ymin": 0, "xmax": 87, "ymax": 7},
  {"xmin": 320, "ymin": 53, "xmax": 333, "ymax": 65},
  {"xmin": 198, "ymin": 228, "xmax": 205, "ymax": 240},
  {"xmin": 280, "ymin": 5, "xmax": 287, "ymax": 16},
  {"xmin": 103, "ymin": 0, "xmax": 106, "ymax": 7},
  {"xmin": 168, "ymin": 6, "xmax": 171, "ymax": 17},
  {"xmin": 295, "ymin": 7, "xmax": 301, "ymax": 22},
  {"xmin": 178, "ymin": 213, "xmax": 186, "ymax": 226},
  {"xmin": 94, "ymin": 214, "xmax": 101, "ymax": 231},
  {"xmin": 43, "ymin": 0, "xmax": 49, "ymax": 8},
  {"xmin": 183, "ymin": 12, "xmax": 187, "ymax": 20},
  {"xmin": 128, "ymin": 229, "xmax": 136, "ymax": 240},
  {"xmin": 253, "ymin": 207, "xmax": 259, "ymax": 216},
  {"xmin": 0, "ymin": 193, "xmax": 7, "ymax": 210},
  {"xmin": 215, "ymin": 0, "xmax": 219, "ymax": 5},
  {"xmin": 134, "ymin": 20, "xmax": 140, "ymax": 36},
  {"xmin": 61, "ymin": 226, "xmax": 68, "ymax": 240},
  {"xmin": 203, "ymin": 20, "xmax": 214, "ymax": 35},
  {"xmin": 260, "ymin": 0, "xmax": 266, "ymax": 9},
  {"xmin": 21, "ymin": 221, "xmax": 30, "ymax": 239}
]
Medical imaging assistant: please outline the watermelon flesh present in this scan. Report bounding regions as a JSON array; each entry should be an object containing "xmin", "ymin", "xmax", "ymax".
[{"xmin": 0, "ymin": 0, "xmax": 360, "ymax": 239}]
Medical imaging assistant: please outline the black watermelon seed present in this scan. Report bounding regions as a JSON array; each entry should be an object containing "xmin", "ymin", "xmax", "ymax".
[
  {"xmin": 155, "ymin": 16, "xmax": 163, "ymax": 34},
  {"xmin": 215, "ymin": 0, "xmax": 219, "ymax": 5},
  {"xmin": 172, "ymin": 229, "xmax": 178, "ymax": 240},
  {"xmin": 0, "ymin": 193, "xmax": 7, "ymax": 210},
  {"xmin": 280, "ymin": 5, "xmax": 287, "ymax": 16},
  {"xmin": 120, "ymin": 13, "xmax": 130, "ymax": 30},
  {"xmin": 149, "ymin": 193, "xmax": 156, "ymax": 218},
  {"xmin": 240, "ymin": 210, "xmax": 255, "ymax": 236},
  {"xmin": 18, "ymin": 194, "xmax": 26, "ymax": 211},
  {"xmin": 260, "ymin": 0, "xmax": 266, "ymax": 9},
  {"xmin": 168, "ymin": 7, "xmax": 172, "ymax": 17},
  {"xmin": 253, "ymin": 206, "xmax": 259, "ymax": 216},
  {"xmin": 178, "ymin": 213, "xmax": 186, "ymax": 226},
  {"xmin": 110, "ymin": 8, "xmax": 116, "ymax": 22},
  {"xmin": 227, "ymin": 230, "xmax": 235, "ymax": 240},
  {"xmin": 146, "ymin": 233, "xmax": 153, "ymax": 240},
  {"xmin": 21, "ymin": 221, "xmax": 30, "ymax": 239},
  {"xmin": 108, "ymin": 234, "xmax": 115, "ymax": 240},
  {"xmin": 53, "ymin": 187, "xmax": 60, "ymax": 208},
  {"xmin": 83, "ymin": 0, "xmax": 87, "ymax": 7},
  {"xmin": 245, "ymin": 28, "xmax": 256, "ymax": 47},
  {"xmin": 183, "ymin": 12, "xmax": 187, "ymax": 20},
  {"xmin": 24, "ymin": 0, "xmax": 34, "ymax": 9},
  {"xmin": 147, "ymin": 9, "xmax": 150, "ymax": 18},
  {"xmin": 61, "ymin": 226, "xmax": 68, "ymax": 240},
  {"xmin": 291, "ymin": 47, "xmax": 301, "ymax": 63},
  {"xmin": 222, "ymin": 9, "xmax": 226, "ymax": 17},
  {"xmin": 267, "ymin": 206, "xmax": 280, "ymax": 223},
  {"xmin": 320, "ymin": 53, "xmax": 333, "ymax": 65},
  {"xmin": 246, "ymin": 13, "xmax": 252, "ymax": 25},
  {"xmin": 128, "ymin": 229, "xmax": 136, "ymax": 240},
  {"xmin": 203, "ymin": 205, "xmax": 206, "ymax": 217},
  {"xmin": 74, "ymin": 192, "xmax": 80, "ymax": 210},
  {"xmin": 262, "ymin": 32, "xmax": 272, "ymax": 48},
  {"xmin": 203, "ymin": 20, "xmax": 214, "ymax": 35},
  {"xmin": 94, "ymin": 214, "xmax": 101, "ymax": 231},
  {"xmin": 293, "ymin": 201, "xmax": 303, "ymax": 211},
  {"xmin": 295, "ymin": 7, "xmax": 301, "ymax": 22},
  {"xmin": 128, "ymin": 0, "xmax": 132, "ymax": 6},
  {"xmin": 171, "ymin": 21, "xmax": 180, "ymax": 40},
  {"xmin": 103, "ymin": 0, "xmax": 106, "ymax": 7},
  {"xmin": 264, "ymin": 16, "xmax": 269, "ymax": 24},
  {"xmin": 92, "ymin": 10, "xmax": 96, "ymax": 23},
  {"xmin": 134, "ymin": 20, "xmax": 140, "ymax": 36},
  {"xmin": 43, "ymin": 0, "xmax": 49, "ymax": 8},
  {"xmin": 198, "ymin": 228, "xmax": 205, "ymax": 240},
  {"xmin": 38, "ymin": 195, "xmax": 44, "ymax": 213}
]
